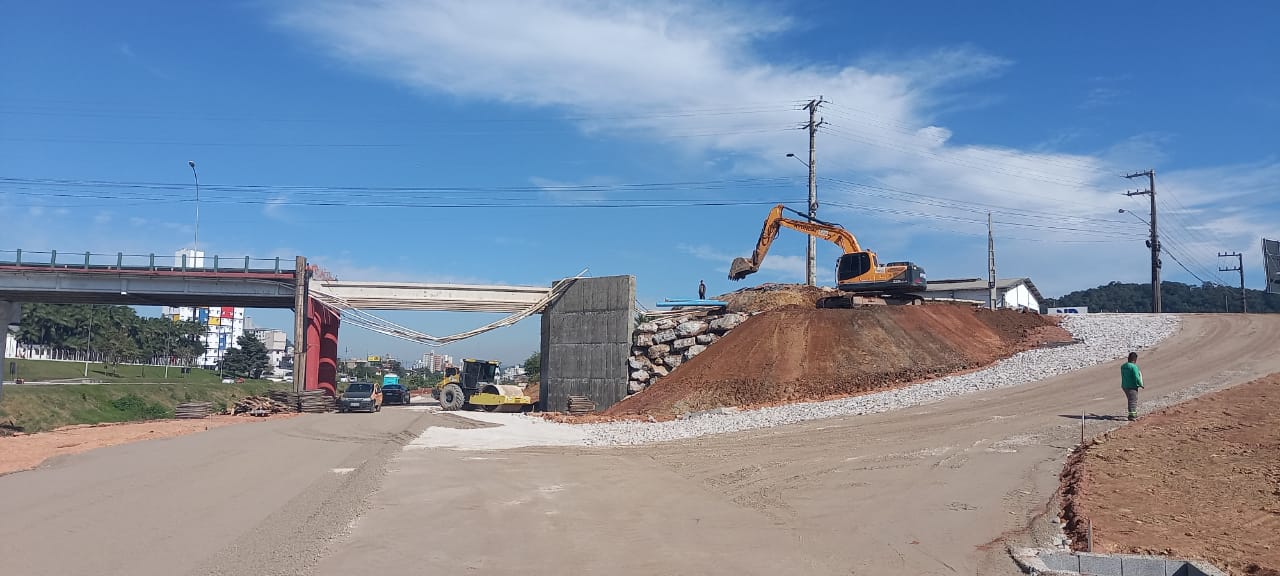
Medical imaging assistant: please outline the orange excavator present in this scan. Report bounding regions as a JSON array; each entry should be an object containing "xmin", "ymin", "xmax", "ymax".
[{"xmin": 728, "ymin": 204, "xmax": 927, "ymax": 307}]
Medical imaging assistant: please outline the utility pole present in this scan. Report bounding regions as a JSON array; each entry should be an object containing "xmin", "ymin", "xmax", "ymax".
[
  {"xmin": 1218, "ymin": 252, "xmax": 1245, "ymax": 313},
  {"xmin": 1124, "ymin": 170, "xmax": 1160, "ymax": 313},
  {"xmin": 987, "ymin": 212, "xmax": 997, "ymax": 309},
  {"xmin": 802, "ymin": 96, "xmax": 826, "ymax": 286},
  {"xmin": 293, "ymin": 256, "xmax": 308, "ymax": 396}
]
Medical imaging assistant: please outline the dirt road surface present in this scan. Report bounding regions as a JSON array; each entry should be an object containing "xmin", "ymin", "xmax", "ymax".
[
  {"xmin": 314, "ymin": 314, "xmax": 1280, "ymax": 576},
  {"xmin": 0, "ymin": 405, "xmax": 461, "ymax": 576},
  {"xmin": 4, "ymin": 315, "xmax": 1278, "ymax": 576},
  {"xmin": 0, "ymin": 414, "xmax": 297, "ymax": 475}
]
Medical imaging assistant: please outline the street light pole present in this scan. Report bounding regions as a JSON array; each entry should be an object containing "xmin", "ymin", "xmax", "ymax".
[
  {"xmin": 188, "ymin": 160, "xmax": 201, "ymax": 257},
  {"xmin": 83, "ymin": 309, "xmax": 93, "ymax": 377}
]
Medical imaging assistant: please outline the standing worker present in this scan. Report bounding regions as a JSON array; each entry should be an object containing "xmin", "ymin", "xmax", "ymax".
[
  {"xmin": 698, "ymin": 280, "xmax": 706, "ymax": 300},
  {"xmin": 1121, "ymin": 351, "xmax": 1144, "ymax": 421}
]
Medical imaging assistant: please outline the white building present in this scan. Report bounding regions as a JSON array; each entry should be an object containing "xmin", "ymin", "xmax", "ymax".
[
  {"xmin": 161, "ymin": 250, "xmax": 250, "ymax": 368},
  {"xmin": 922, "ymin": 278, "xmax": 1044, "ymax": 311},
  {"xmin": 503, "ymin": 366, "xmax": 526, "ymax": 379},
  {"xmin": 163, "ymin": 304, "xmax": 246, "ymax": 368},
  {"xmin": 248, "ymin": 328, "xmax": 289, "ymax": 374},
  {"xmin": 418, "ymin": 351, "xmax": 454, "ymax": 372}
]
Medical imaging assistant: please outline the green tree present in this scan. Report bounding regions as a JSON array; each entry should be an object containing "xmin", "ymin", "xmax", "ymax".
[
  {"xmin": 17, "ymin": 304, "xmax": 207, "ymax": 367},
  {"xmin": 523, "ymin": 351, "xmax": 540, "ymax": 382},
  {"xmin": 96, "ymin": 326, "xmax": 141, "ymax": 376},
  {"xmin": 1055, "ymin": 281, "xmax": 1280, "ymax": 313},
  {"xmin": 219, "ymin": 333, "xmax": 270, "ymax": 379}
]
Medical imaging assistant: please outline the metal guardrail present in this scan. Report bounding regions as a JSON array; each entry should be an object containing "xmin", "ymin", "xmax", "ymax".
[{"xmin": 0, "ymin": 249, "xmax": 296, "ymax": 275}]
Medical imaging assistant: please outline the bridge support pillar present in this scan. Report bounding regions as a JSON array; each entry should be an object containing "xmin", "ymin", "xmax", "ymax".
[
  {"xmin": 305, "ymin": 298, "xmax": 340, "ymax": 396},
  {"xmin": 539, "ymin": 275, "xmax": 635, "ymax": 413}
]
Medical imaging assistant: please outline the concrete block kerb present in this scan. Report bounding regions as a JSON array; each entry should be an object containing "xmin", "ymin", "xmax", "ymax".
[{"xmin": 1011, "ymin": 548, "xmax": 1227, "ymax": 576}]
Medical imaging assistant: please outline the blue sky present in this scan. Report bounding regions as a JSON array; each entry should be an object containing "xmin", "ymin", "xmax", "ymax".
[{"xmin": 2, "ymin": 1, "xmax": 1277, "ymax": 365}]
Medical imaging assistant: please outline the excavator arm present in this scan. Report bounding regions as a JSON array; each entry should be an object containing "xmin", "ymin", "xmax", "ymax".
[{"xmin": 729, "ymin": 204, "xmax": 866, "ymax": 280}]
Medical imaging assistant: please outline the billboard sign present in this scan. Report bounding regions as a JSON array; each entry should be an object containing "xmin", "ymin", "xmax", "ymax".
[
  {"xmin": 1264, "ymin": 238, "xmax": 1280, "ymax": 295},
  {"xmin": 1047, "ymin": 306, "xmax": 1088, "ymax": 315},
  {"xmin": 367, "ymin": 355, "xmax": 381, "ymax": 362}
]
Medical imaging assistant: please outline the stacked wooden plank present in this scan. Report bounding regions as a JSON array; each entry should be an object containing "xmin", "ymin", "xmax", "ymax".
[
  {"xmin": 267, "ymin": 390, "xmax": 300, "ymax": 411},
  {"xmin": 174, "ymin": 402, "xmax": 213, "ymax": 419},
  {"xmin": 232, "ymin": 396, "xmax": 292, "ymax": 416},
  {"xmin": 566, "ymin": 395, "xmax": 596, "ymax": 415},
  {"xmin": 299, "ymin": 390, "xmax": 335, "ymax": 413}
]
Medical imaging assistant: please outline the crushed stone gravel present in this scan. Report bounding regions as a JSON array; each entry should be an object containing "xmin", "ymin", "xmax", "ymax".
[{"xmin": 422, "ymin": 314, "xmax": 1180, "ymax": 449}]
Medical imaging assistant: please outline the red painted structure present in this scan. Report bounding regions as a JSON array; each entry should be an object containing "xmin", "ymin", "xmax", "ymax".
[{"xmin": 305, "ymin": 297, "xmax": 341, "ymax": 396}]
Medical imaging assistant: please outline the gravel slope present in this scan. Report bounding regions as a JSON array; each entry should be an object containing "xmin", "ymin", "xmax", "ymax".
[{"xmin": 578, "ymin": 314, "xmax": 1180, "ymax": 445}]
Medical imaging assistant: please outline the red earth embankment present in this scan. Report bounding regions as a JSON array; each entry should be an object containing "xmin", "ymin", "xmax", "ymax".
[
  {"xmin": 1060, "ymin": 373, "xmax": 1280, "ymax": 575},
  {"xmin": 605, "ymin": 303, "xmax": 1065, "ymax": 418}
]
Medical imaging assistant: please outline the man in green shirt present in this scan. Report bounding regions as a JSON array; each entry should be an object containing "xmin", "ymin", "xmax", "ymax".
[{"xmin": 1121, "ymin": 351, "xmax": 1144, "ymax": 421}]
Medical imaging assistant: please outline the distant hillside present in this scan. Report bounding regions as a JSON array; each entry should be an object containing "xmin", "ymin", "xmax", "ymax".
[{"xmin": 1053, "ymin": 281, "xmax": 1280, "ymax": 313}]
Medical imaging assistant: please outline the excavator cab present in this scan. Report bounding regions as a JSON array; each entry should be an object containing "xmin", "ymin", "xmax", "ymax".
[{"xmin": 837, "ymin": 252, "xmax": 873, "ymax": 280}]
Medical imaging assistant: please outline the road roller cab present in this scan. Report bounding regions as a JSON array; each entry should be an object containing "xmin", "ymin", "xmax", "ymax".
[{"xmin": 434, "ymin": 359, "xmax": 532, "ymax": 413}]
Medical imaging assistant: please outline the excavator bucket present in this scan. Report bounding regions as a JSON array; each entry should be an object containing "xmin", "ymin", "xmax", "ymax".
[{"xmin": 728, "ymin": 257, "xmax": 759, "ymax": 280}]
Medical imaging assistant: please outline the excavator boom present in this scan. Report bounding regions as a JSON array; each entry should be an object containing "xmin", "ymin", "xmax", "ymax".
[
  {"xmin": 728, "ymin": 204, "xmax": 926, "ymax": 300},
  {"xmin": 729, "ymin": 205, "xmax": 862, "ymax": 280}
]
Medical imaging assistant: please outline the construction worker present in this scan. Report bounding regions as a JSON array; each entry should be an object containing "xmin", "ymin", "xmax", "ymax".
[
  {"xmin": 698, "ymin": 280, "xmax": 706, "ymax": 300},
  {"xmin": 1121, "ymin": 351, "xmax": 1143, "ymax": 421}
]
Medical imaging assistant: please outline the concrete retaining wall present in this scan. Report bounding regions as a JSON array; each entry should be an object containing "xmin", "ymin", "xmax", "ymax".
[
  {"xmin": 539, "ymin": 276, "xmax": 635, "ymax": 413},
  {"xmin": 1011, "ymin": 548, "xmax": 1227, "ymax": 576}
]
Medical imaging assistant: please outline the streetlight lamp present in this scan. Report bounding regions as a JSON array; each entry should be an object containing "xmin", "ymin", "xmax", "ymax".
[
  {"xmin": 1118, "ymin": 208, "xmax": 1149, "ymax": 226},
  {"xmin": 188, "ymin": 160, "xmax": 200, "ymax": 258},
  {"xmin": 785, "ymin": 152, "xmax": 810, "ymax": 169}
]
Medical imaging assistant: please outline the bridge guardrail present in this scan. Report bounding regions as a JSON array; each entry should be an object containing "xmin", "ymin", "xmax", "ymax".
[{"xmin": 0, "ymin": 249, "xmax": 296, "ymax": 275}]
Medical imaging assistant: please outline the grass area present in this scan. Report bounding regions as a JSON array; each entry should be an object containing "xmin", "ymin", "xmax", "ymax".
[
  {"xmin": 6, "ymin": 358, "xmax": 262, "ymax": 385},
  {"xmin": 0, "ymin": 381, "xmax": 286, "ymax": 433}
]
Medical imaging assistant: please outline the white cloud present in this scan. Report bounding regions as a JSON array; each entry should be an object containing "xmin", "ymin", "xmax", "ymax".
[
  {"xmin": 263, "ymin": 194, "xmax": 289, "ymax": 219},
  {"xmin": 278, "ymin": 0, "xmax": 1277, "ymax": 293},
  {"xmin": 678, "ymin": 243, "xmax": 805, "ymax": 281}
]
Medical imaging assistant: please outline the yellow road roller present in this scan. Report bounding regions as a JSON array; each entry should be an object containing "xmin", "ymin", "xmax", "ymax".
[{"xmin": 433, "ymin": 358, "xmax": 532, "ymax": 413}]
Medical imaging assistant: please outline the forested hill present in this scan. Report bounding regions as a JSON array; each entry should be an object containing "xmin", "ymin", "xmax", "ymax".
[{"xmin": 1053, "ymin": 281, "xmax": 1280, "ymax": 313}]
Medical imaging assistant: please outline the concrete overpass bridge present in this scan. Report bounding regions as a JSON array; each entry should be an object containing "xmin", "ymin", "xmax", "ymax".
[{"xmin": 0, "ymin": 249, "xmax": 632, "ymax": 412}]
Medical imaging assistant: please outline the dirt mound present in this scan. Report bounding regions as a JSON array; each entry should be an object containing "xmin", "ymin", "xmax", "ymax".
[
  {"xmin": 1060, "ymin": 373, "xmax": 1280, "ymax": 575},
  {"xmin": 716, "ymin": 283, "xmax": 834, "ymax": 314},
  {"xmin": 605, "ymin": 303, "xmax": 1060, "ymax": 418}
]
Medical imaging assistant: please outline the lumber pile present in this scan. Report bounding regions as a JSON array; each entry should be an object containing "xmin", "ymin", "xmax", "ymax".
[
  {"xmin": 266, "ymin": 390, "xmax": 298, "ymax": 409},
  {"xmin": 174, "ymin": 402, "xmax": 213, "ymax": 419},
  {"xmin": 566, "ymin": 395, "xmax": 596, "ymax": 415},
  {"xmin": 261, "ymin": 389, "xmax": 336, "ymax": 413},
  {"xmin": 232, "ymin": 396, "xmax": 292, "ymax": 417},
  {"xmin": 299, "ymin": 389, "xmax": 335, "ymax": 413}
]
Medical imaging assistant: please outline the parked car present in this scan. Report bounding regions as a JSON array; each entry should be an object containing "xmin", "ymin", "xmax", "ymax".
[
  {"xmin": 337, "ymin": 382, "xmax": 382, "ymax": 413},
  {"xmin": 382, "ymin": 383, "xmax": 411, "ymax": 406}
]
